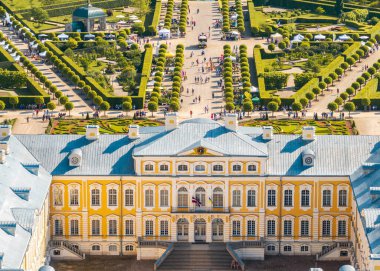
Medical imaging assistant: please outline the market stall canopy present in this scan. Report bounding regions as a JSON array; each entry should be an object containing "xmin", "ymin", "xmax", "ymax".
[
  {"xmin": 293, "ymin": 34, "xmax": 304, "ymax": 41},
  {"xmin": 250, "ymin": 86, "xmax": 259, "ymax": 93},
  {"xmin": 84, "ymin": 34, "xmax": 95, "ymax": 40},
  {"xmin": 116, "ymin": 15, "xmax": 125, "ymax": 18},
  {"xmin": 230, "ymin": 14, "xmax": 238, "ymax": 20},
  {"xmin": 57, "ymin": 33, "xmax": 69, "ymax": 40},
  {"xmin": 129, "ymin": 15, "xmax": 138, "ymax": 20},
  {"xmin": 38, "ymin": 34, "xmax": 48, "ymax": 40},
  {"xmin": 270, "ymin": 33, "xmax": 282, "ymax": 39},
  {"xmin": 230, "ymin": 31, "xmax": 240, "ymax": 36},
  {"xmin": 133, "ymin": 19, "xmax": 142, "ymax": 23},
  {"xmin": 226, "ymin": 55, "xmax": 237, "ymax": 61},
  {"xmin": 117, "ymin": 20, "xmax": 127, "ymax": 24},
  {"xmin": 314, "ymin": 34, "xmax": 326, "ymax": 40},
  {"xmin": 338, "ymin": 34, "xmax": 350, "ymax": 41},
  {"xmin": 360, "ymin": 36, "xmax": 369, "ymax": 40},
  {"xmin": 39, "ymin": 51, "xmax": 47, "ymax": 57}
]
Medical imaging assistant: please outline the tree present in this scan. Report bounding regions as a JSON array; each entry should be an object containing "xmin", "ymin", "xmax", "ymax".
[
  {"xmin": 225, "ymin": 102, "xmax": 235, "ymax": 112},
  {"xmin": 346, "ymin": 57, "xmax": 355, "ymax": 70},
  {"xmin": 9, "ymin": 96, "xmax": 19, "ymax": 109},
  {"xmin": 148, "ymin": 101, "xmax": 158, "ymax": 116},
  {"xmin": 99, "ymin": 101, "xmax": 110, "ymax": 116},
  {"xmin": 122, "ymin": 101, "xmax": 132, "ymax": 116},
  {"xmin": 346, "ymin": 87, "xmax": 354, "ymax": 98},
  {"xmin": 268, "ymin": 43, "xmax": 276, "ymax": 52},
  {"xmin": 341, "ymin": 62, "xmax": 349, "ymax": 73},
  {"xmin": 361, "ymin": 98, "xmax": 371, "ymax": 110},
  {"xmin": 64, "ymin": 102, "xmax": 74, "ymax": 116},
  {"xmin": 291, "ymin": 102, "xmax": 302, "ymax": 114},
  {"xmin": 344, "ymin": 102, "xmax": 356, "ymax": 117},
  {"xmin": 94, "ymin": 96, "xmax": 104, "ymax": 106},
  {"xmin": 55, "ymin": 90, "xmax": 63, "ymax": 100},
  {"xmin": 169, "ymin": 101, "xmax": 180, "ymax": 112},
  {"xmin": 30, "ymin": 7, "xmax": 49, "ymax": 27},
  {"xmin": 67, "ymin": 38, "xmax": 78, "ymax": 50},
  {"xmin": 318, "ymin": 82, "xmax": 327, "ymax": 94},
  {"xmin": 335, "ymin": 97, "xmax": 343, "ymax": 108},
  {"xmin": 278, "ymin": 41, "xmax": 286, "ymax": 50},
  {"xmin": 324, "ymin": 77, "xmax": 332, "ymax": 89},
  {"xmin": 340, "ymin": 92, "xmax": 348, "ymax": 103},
  {"xmin": 305, "ymin": 92, "xmax": 315, "ymax": 101},
  {"xmin": 356, "ymin": 77, "xmax": 365, "ymax": 89},
  {"xmin": 47, "ymin": 101, "xmax": 56, "ymax": 111},
  {"xmin": 335, "ymin": 0, "xmax": 344, "ymax": 16},
  {"xmin": 0, "ymin": 100, "xmax": 5, "ymax": 110},
  {"xmin": 34, "ymin": 96, "xmax": 44, "ymax": 108},
  {"xmin": 312, "ymin": 87, "xmax": 321, "ymax": 100},
  {"xmin": 243, "ymin": 102, "xmax": 253, "ymax": 116},
  {"xmin": 267, "ymin": 101, "xmax": 279, "ymax": 117},
  {"xmin": 59, "ymin": 96, "xmax": 69, "ymax": 105},
  {"xmin": 300, "ymin": 98, "xmax": 308, "ymax": 109},
  {"xmin": 352, "ymin": 82, "xmax": 360, "ymax": 94},
  {"xmin": 327, "ymin": 102, "xmax": 338, "ymax": 113},
  {"xmin": 131, "ymin": 23, "xmax": 145, "ymax": 36}
]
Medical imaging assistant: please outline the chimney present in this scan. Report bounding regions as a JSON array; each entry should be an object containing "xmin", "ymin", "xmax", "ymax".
[
  {"xmin": 86, "ymin": 125, "xmax": 99, "ymax": 140},
  {"xmin": 0, "ymin": 150, "xmax": 5, "ymax": 164},
  {"xmin": 262, "ymin": 126, "xmax": 273, "ymax": 140},
  {"xmin": 302, "ymin": 126, "xmax": 315, "ymax": 140},
  {"xmin": 0, "ymin": 125, "xmax": 11, "ymax": 139},
  {"xmin": 165, "ymin": 113, "xmax": 179, "ymax": 131},
  {"xmin": 129, "ymin": 125, "xmax": 140, "ymax": 139},
  {"xmin": 224, "ymin": 113, "xmax": 238, "ymax": 132},
  {"xmin": 0, "ymin": 141, "xmax": 9, "ymax": 154}
]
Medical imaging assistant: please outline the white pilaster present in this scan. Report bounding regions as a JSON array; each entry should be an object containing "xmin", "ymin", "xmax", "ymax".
[
  {"xmin": 136, "ymin": 211, "xmax": 142, "ymax": 238},
  {"xmin": 189, "ymin": 221, "xmax": 194, "ymax": 243},
  {"xmin": 224, "ymin": 220, "xmax": 230, "ymax": 242},
  {"xmin": 259, "ymin": 208, "xmax": 265, "ymax": 238},
  {"xmin": 206, "ymin": 222, "xmax": 212, "ymax": 243},
  {"xmin": 313, "ymin": 208, "xmax": 319, "ymax": 241},
  {"xmin": 171, "ymin": 219, "xmax": 177, "ymax": 242}
]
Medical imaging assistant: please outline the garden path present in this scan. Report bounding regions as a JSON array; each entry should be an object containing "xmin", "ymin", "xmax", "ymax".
[
  {"xmin": 0, "ymin": 24, "xmax": 92, "ymax": 114},
  {"xmin": 311, "ymin": 48, "xmax": 380, "ymax": 112}
]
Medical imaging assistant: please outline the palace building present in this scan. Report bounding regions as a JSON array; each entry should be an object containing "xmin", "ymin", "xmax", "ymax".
[{"xmin": 1, "ymin": 113, "xmax": 380, "ymax": 270}]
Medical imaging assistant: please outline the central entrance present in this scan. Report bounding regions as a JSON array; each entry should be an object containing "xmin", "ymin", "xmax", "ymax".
[
  {"xmin": 194, "ymin": 218, "xmax": 206, "ymax": 242},
  {"xmin": 212, "ymin": 218, "xmax": 224, "ymax": 241},
  {"xmin": 177, "ymin": 218, "xmax": 189, "ymax": 241}
]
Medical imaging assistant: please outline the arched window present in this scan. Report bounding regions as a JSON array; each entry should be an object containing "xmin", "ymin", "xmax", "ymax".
[
  {"xmin": 70, "ymin": 188, "xmax": 79, "ymax": 206},
  {"xmin": 145, "ymin": 220, "xmax": 154, "ymax": 236},
  {"xmin": 232, "ymin": 164, "xmax": 241, "ymax": 172},
  {"xmin": 178, "ymin": 164, "xmax": 188, "ymax": 171},
  {"xmin": 91, "ymin": 189, "xmax": 100, "ymax": 206},
  {"xmin": 232, "ymin": 190, "xmax": 241, "ymax": 207},
  {"xmin": 338, "ymin": 190, "xmax": 347, "ymax": 207},
  {"xmin": 247, "ymin": 190, "xmax": 256, "ymax": 207},
  {"xmin": 91, "ymin": 219, "xmax": 100, "ymax": 236},
  {"xmin": 195, "ymin": 165, "xmax": 205, "ymax": 172},
  {"xmin": 195, "ymin": 187, "xmax": 206, "ymax": 207},
  {"xmin": 267, "ymin": 244, "xmax": 275, "ymax": 251},
  {"xmin": 322, "ymin": 190, "xmax": 331, "ymax": 207},
  {"xmin": 108, "ymin": 189, "xmax": 117, "ymax": 206},
  {"xmin": 213, "ymin": 165, "xmax": 223, "ymax": 172},
  {"xmin": 125, "ymin": 245, "xmax": 134, "ymax": 251},
  {"xmin": 92, "ymin": 245, "xmax": 100, "ymax": 251},
  {"xmin": 213, "ymin": 187, "xmax": 223, "ymax": 208},
  {"xmin": 322, "ymin": 220, "xmax": 331, "ymax": 236},
  {"xmin": 109, "ymin": 245, "xmax": 117, "ymax": 251},
  {"xmin": 283, "ymin": 220, "xmax": 292, "ymax": 236},
  {"xmin": 247, "ymin": 220, "xmax": 255, "ymax": 236},
  {"xmin": 247, "ymin": 164, "xmax": 257, "ymax": 172},
  {"xmin": 160, "ymin": 164, "xmax": 169, "ymax": 171},
  {"xmin": 301, "ymin": 245, "xmax": 309, "ymax": 252},
  {"xmin": 301, "ymin": 189, "xmax": 310, "ymax": 207},
  {"xmin": 160, "ymin": 189, "xmax": 169, "ymax": 207},
  {"xmin": 145, "ymin": 164, "xmax": 154, "ymax": 171},
  {"xmin": 267, "ymin": 220, "xmax": 276, "ymax": 236},
  {"xmin": 284, "ymin": 245, "xmax": 292, "ymax": 252},
  {"xmin": 145, "ymin": 189, "xmax": 154, "ymax": 207},
  {"xmin": 125, "ymin": 189, "xmax": 134, "ymax": 207},
  {"xmin": 284, "ymin": 189, "xmax": 293, "ymax": 207},
  {"xmin": 108, "ymin": 219, "xmax": 117, "ymax": 235},
  {"xmin": 267, "ymin": 189, "xmax": 276, "ymax": 207},
  {"xmin": 178, "ymin": 187, "xmax": 188, "ymax": 207},
  {"xmin": 125, "ymin": 219, "xmax": 134, "ymax": 235},
  {"xmin": 54, "ymin": 218, "xmax": 63, "ymax": 236},
  {"xmin": 53, "ymin": 187, "xmax": 63, "ymax": 206},
  {"xmin": 70, "ymin": 219, "xmax": 79, "ymax": 235}
]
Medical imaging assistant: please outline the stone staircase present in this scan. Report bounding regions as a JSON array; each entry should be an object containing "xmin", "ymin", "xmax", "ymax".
[
  {"xmin": 158, "ymin": 243, "xmax": 233, "ymax": 271},
  {"xmin": 316, "ymin": 241, "xmax": 352, "ymax": 261},
  {"xmin": 50, "ymin": 240, "xmax": 86, "ymax": 260}
]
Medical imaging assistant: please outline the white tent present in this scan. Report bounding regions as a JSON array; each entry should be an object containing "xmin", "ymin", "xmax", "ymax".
[
  {"xmin": 338, "ymin": 34, "xmax": 350, "ymax": 41},
  {"xmin": 84, "ymin": 34, "xmax": 95, "ymax": 40},
  {"xmin": 39, "ymin": 51, "xmax": 47, "ymax": 57},
  {"xmin": 57, "ymin": 33, "xmax": 69, "ymax": 41},
  {"xmin": 126, "ymin": 39, "xmax": 135, "ymax": 44},
  {"xmin": 314, "ymin": 34, "xmax": 326, "ymax": 40},
  {"xmin": 129, "ymin": 15, "xmax": 138, "ymax": 20},
  {"xmin": 230, "ymin": 14, "xmax": 238, "ymax": 20},
  {"xmin": 250, "ymin": 86, "xmax": 259, "ymax": 93},
  {"xmin": 270, "ymin": 32, "xmax": 283, "ymax": 43},
  {"xmin": 133, "ymin": 19, "xmax": 142, "ymax": 23},
  {"xmin": 293, "ymin": 34, "xmax": 304, "ymax": 41},
  {"xmin": 13, "ymin": 55, "xmax": 20, "ymax": 62},
  {"xmin": 117, "ymin": 20, "xmax": 127, "ymax": 25},
  {"xmin": 0, "ymin": 41, "xmax": 5, "ymax": 46},
  {"xmin": 116, "ymin": 15, "xmax": 125, "ymax": 18},
  {"xmin": 360, "ymin": 36, "xmax": 369, "ymax": 40},
  {"xmin": 158, "ymin": 28, "xmax": 171, "ymax": 39},
  {"xmin": 227, "ymin": 55, "xmax": 237, "ymax": 62},
  {"xmin": 38, "ymin": 34, "xmax": 48, "ymax": 40}
]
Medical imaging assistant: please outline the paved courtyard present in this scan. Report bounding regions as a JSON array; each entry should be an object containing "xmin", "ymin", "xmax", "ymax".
[{"xmin": 51, "ymin": 255, "xmax": 348, "ymax": 271}]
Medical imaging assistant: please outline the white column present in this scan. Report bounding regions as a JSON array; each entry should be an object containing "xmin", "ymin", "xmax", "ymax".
[
  {"xmin": 206, "ymin": 221, "xmax": 212, "ymax": 243},
  {"xmin": 189, "ymin": 220, "xmax": 194, "ymax": 243}
]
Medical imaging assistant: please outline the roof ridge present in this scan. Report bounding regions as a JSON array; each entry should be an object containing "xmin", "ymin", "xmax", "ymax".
[{"xmin": 231, "ymin": 132, "xmax": 268, "ymax": 156}]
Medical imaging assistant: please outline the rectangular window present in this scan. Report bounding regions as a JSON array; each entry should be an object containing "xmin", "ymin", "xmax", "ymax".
[
  {"xmin": 125, "ymin": 189, "xmax": 134, "ymax": 207},
  {"xmin": 232, "ymin": 221, "xmax": 241, "ymax": 236},
  {"xmin": 232, "ymin": 190, "xmax": 241, "ymax": 207},
  {"xmin": 70, "ymin": 189, "xmax": 79, "ymax": 206},
  {"xmin": 247, "ymin": 190, "xmax": 256, "ymax": 207},
  {"xmin": 160, "ymin": 164, "xmax": 169, "ymax": 171},
  {"xmin": 145, "ymin": 220, "xmax": 154, "ymax": 236},
  {"xmin": 339, "ymin": 190, "xmax": 347, "ymax": 207},
  {"xmin": 283, "ymin": 220, "xmax": 292, "ymax": 236},
  {"xmin": 178, "ymin": 165, "xmax": 188, "ymax": 171},
  {"xmin": 284, "ymin": 190, "xmax": 293, "ymax": 207},
  {"xmin": 300, "ymin": 220, "xmax": 309, "ymax": 236},
  {"xmin": 91, "ymin": 220, "xmax": 100, "ymax": 236},
  {"xmin": 70, "ymin": 220, "xmax": 79, "ymax": 235},
  {"xmin": 160, "ymin": 189, "xmax": 169, "ymax": 207},
  {"xmin": 160, "ymin": 220, "xmax": 169, "ymax": 236},
  {"xmin": 125, "ymin": 220, "xmax": 134, "ymax": 235},
  {"xmin": 267, "ymin": 220, "xmax": 276, "ymax": 236},
  {"xmin": 322, "ymin": 190, "xmax": 331, "ymax": 207},
  {"xmin": 301, "ymin": 190, "xmax": 310, "ymax": 207},
  {"xmin": 54, "ymin": 219, "xmax": 63, "ymax": 236},
  {"xmin": 145, "ymin": 189, "xmax": 154, "ymax": 207},
  {"xmin": 338, "ymin": 220, "xmax": 347, "ymax": 236},
  {"xmin": 213, "ymin": 165, "xmax": 223, "ymax": 172},
  {"xmin": 247, "ymin": 220, "xmax": 255, "ymax": 236},
  {"xmin": 109, "ymin": 220, "xmax": 117, "ymax": 235},
  {"xmin": 267, "ymin": 189, "xmax": 276, "ymax": 207},
  {"xmin": 322, "ymin": 220, "xmax": 331, "ymax": 236},
  {"xmin": 108, "ymin": 189, "xmax": 117, "ymax": 206},
  {"xmin": 91, "ymin": 189, "xmax": 100, "ymax": 206},
  {"xmin": 301, "ymin": 245, "xmax": 309, "ymax": 252}
]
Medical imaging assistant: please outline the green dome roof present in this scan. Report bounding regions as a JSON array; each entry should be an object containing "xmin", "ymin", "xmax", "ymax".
[{"xmin": 73, "ymin": 4, "xmax": 105, "ymax": 18}]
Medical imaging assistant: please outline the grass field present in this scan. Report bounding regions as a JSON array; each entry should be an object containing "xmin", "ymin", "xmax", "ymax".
[
  {"xmin": 240, "ymin": 119, "xmax": 354, "ymax": 135},
  {"xmin": 47, "ymin": 118, "xmax": 164, "ymax": 134}
]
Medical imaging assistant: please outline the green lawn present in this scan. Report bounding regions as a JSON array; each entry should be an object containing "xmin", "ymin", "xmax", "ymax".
[
  {"xmin": 47, "ymin": 118, "xmax": 164, "ymax": 134},
  {"xmin": 240, "ymin": 119, "xmax": 354, "ymax": 135},
  {"xmin": 3, "ymin": 0, "xmax": 78, "ymax": 10}
]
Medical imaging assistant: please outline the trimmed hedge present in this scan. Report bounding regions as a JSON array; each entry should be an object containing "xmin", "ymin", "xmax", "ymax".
[
  {"xmin": 352, "ymin": 77, "xmax": 380, "ymax": 108},
  {"xmin": 145, "ymin": 0, "xmax": 161, "ymax": 35},
  {"xmin": 138, "ymin": 46, "xmax": 153, "ymax": 99}
]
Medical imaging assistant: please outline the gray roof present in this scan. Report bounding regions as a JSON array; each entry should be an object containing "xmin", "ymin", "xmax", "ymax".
[{"xmin": 0, "ymin": 137, "xmax": 52, "ymax": 269}]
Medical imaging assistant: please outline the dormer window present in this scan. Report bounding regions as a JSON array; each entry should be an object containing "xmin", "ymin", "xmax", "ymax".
[
  {"xmin": 145, "ymin": 164, "xmax": 154, "ymax": 171},
  {"xmin": 160, "ymin": 164, "xmax": 169, "ymax": 172},
  {"xmin": 178, "ymin": 165, "xmax": 188, "ymax": 172},
  {"xmin": 195, "ymin": 165, "xmax": 205, "ymax": 172},
  {"xmin": 232, "ymin": 164, "xmax": 242, "ymax": 172},
  {"xmin": 213, "ymin": 165, "xmax": 223, "ymax": 172},
  {"xmin": 248, "ymin": 164, "xmax": 257, "ymax": 172}
]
